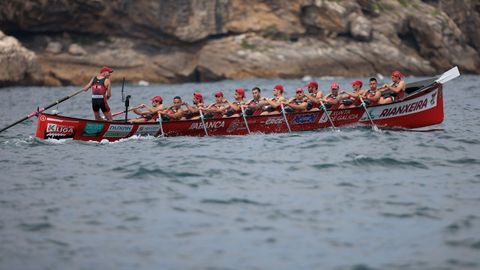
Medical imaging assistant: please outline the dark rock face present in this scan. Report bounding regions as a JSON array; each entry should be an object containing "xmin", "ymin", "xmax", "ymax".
[{"xmin": 0, "ymin": 0, "xmax": 479, "ymax": 86}]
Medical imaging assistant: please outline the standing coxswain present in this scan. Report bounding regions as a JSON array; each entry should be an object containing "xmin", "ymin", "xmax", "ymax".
[{"xmin": 82, "ymin": 66, "xmax": 114, "ymax": 121}]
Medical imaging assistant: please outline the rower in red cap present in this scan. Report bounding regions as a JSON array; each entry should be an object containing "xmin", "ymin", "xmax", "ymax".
[
  {"xmin": 129, "ymin": 95, "xmax": 165, "ymax": 123},
  {"xmin": 338, "ymin": 80, "xmax": 365, "ymax": 109},
  {"xmin": 321, "ymin": 82, "xmax": 341, "ymax": 110},
  {"xmin": 378, "ymin": 70, "xmax": 406, "ymax": 104},
  {"xmin": 82, "ymin": 66, "xmax": 114, "ymax": 121},
  {"xmin": 305, "ymin": 81, "xmax": 324, "ymax": 111},
  {"xmin": 283, "ymin": 87, "xmax": 309, "ymax": 113},
  {"xmin": 203, "ymin": 91, "xmax": 229, "ymax": 119},
  {"xmin": 223, "ymin": 88, "xmax": 247, "ymax": 117},
  {"xmin": 183, "ymin": 92, "xmax": 205, "ymax": 119},
  {"xmin": 261, "ymin": 84, "xmax": 287, "ymax": 115}
]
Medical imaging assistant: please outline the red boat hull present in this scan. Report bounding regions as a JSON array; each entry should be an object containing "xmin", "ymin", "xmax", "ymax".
[{"xmin": 35, "ymin": 84, "xmax": 444, "ymax": 142}]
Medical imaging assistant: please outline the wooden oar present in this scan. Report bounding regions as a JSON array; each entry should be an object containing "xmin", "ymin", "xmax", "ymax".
[
  {"xmin": 240, "ymin": 106, "xmax": 251, "ymax": 134},
  {"xmin": 199, "ymin": 109, "xmax": 209, "ymax": 136},
  {"xmin": 280, "ymin": 104, "xmax": 292, "ymax": 133},
  {"xmin": 0, "ymin": 88, "xmax": 85, "ymax": 133},
  {"xmin": 359, "ymin": 96, "xmax": 379, "ymax": 132},
  {"xmin": 112, "ymin": 105, "xmax": 142, "ymax": 117},
  {"xmin": 319, "ymin": 100, "xmax": 336, "ymax": 131}
]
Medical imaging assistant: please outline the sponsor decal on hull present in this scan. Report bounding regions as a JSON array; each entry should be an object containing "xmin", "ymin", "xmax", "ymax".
[
  {"xmin": 45, "ymin": 123, "xmax": 75, "ymax": 139},
  {"xmin": 226, "ymin": 119, "xmax": 246, "ymax": 133},
  {"xmin": 320, "ymin": 110, "xmax": 358, "ymax": 123},
  {"xmin": 82, "ymin": 123, "xmax": 104, "ymax": 137},
  {"xmin": 360, "ymin": 89, "xmax": 438, "ymax": 121},
  {"xmin": 189, "ymin": 121, "xmax": 225, "ymax": 130},
  {"xmin": 135, "ymin": 124, "xmax": 160, "ymax": 136},
  {"xmin": 292, "ymin": 113, "xmax": 316, "ymax": 125},
  {"xmin": 265, "ymin": 117, "xmax": 284, "ymax": 125},
  {"xmin": 103, "ymin": 124, "xmax": 133, "ymax": 138}
]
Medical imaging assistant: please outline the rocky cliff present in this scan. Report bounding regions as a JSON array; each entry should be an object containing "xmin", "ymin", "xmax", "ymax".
[{"xmin": 0, "ymin": 0, "xmax": 479, "ymax": 86}]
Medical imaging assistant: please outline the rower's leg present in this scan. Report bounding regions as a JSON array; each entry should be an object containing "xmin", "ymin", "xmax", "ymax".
[
  {"xmin": 94, "ymin": 111, "xmax": 102, "ymax": 120},
  {"xmin": 104, "ymin": 111, "xmax": 113, "ymax": 121},
  {"xmin": 378, "ymin": 97, "xmax": 393, "ymax": 104}
]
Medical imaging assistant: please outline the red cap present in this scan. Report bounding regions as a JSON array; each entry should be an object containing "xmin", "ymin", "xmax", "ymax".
[
  {"xmin": 100, "ymin": 66, "xmax": 114, "ymax": 74},
  {"xmin": 331, "ymin": 82, "xmax": 340, "ymax": 89},
  {"xmin": 150, "ymin": 95, "xmax": 163, "ymax": 103},
  {"xmin": 351, "ymin": 80, "xmax": 363, "ymax": 87},
  {"xmin": 391, "ymin": 70, "xmax": 404, "ymax": 78},
  {"xmin": 235, "ymin": 88, "xmax": 246, "ymax": 98},
  {"xmin": 273, "ymin": 84, "xmax": 284, "ymax": 93},
  {"xmin": 295, "ymin": 87, "xmax": 304, "ymax": 94},
  {"xmin": 306, "ymin": 82, "xmax": 318, "ymax": 89},
  {"xmin": 214, "ymin": 91, "xmax": 224, "ymax": 97},
  {"xmin": 193, "ymin": 92, "xmax": 203, "ymax": 102}
]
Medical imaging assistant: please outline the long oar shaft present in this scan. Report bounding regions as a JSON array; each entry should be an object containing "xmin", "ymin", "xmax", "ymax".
[
  {"xmin": 199, "ymin": 109, "xmax": 209, "ymax": 136},
  {"xmin": 157, "ymin": 113, "xmax": 165, "ymax": 137},
  {"xmin": 319, "ymin": 100, "xmax": 336, "ymax": 130},
  {"xmin": 280, "ymin": 104, "xmax": 292, "ymax": 133},
  {"xmin": 112, "ymin": 105, "xmax": 141, "ymax": 117},
  {"xmin": 359, "ymin": 96, "xmax": 378, "ymax": 131},
  {"xmin": 240, "ymin": 106, "xmax": 251, "ymax": 134},
  {"xmin": 0, "ymin": 88, "xmax": 84, "ymax": 133}
]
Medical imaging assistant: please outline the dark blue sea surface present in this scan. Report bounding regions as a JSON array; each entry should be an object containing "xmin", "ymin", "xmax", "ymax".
[{"xmin": 0, "ymin": 76, "xmax": 479, "ymax": 270}]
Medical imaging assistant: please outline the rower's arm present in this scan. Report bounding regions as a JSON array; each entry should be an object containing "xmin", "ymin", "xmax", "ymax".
[
  {"xmin": 287, "ymin": 102, "xmax": 308, "ymax": 110},
  {"xmin": 389, "ymin": 81, "xmax": 405, "ymax": 93},
  {"xmin": 323, "ymin": 97, "xmax": 339, "ymax": 105},
  {"xmin": 371, "ymin": 91, "xmax": 382, "ymax": 102},
  {"xmin": 105, "ymin": 79, "xmax": 112, "ymax": 99},
  {"xmin": 306, "ymin": 95, "xmax": 318, "ymax": 103},
  {"xmin": 269, "ymin": 97, "xmax": 285, "ymax": 108},
  {"xmin": 229, "ymin": 102, "xmax": 240, "ymax": 111},
  {"xmin": 346, "ymin": 91, "xmax": 360, "ymax": 98},
  {"xmin": 82, "ymin": 77, "xmax": 94, "ymax": 91}
]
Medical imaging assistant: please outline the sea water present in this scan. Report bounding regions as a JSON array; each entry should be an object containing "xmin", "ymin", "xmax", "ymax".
[{"xmin": 0, "ymin": 76, "xmax": 479, "ymax": 270}]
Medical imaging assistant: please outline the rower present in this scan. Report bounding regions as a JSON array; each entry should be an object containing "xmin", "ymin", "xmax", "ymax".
[
  {"xmin": 260, "ymin": 84, "xmax": 287, "ymax": 115},
  {"xmin": 183, "ymin": 92, "xmax": 205, "ymax": 120},
  {"xmin": 203, "ymin": 91, "xmax": 229, "ymax": 119},
  {"xmin": 129, "ymin": 96, "xmax": 164, "ymax": 123},
  {"xmin": 378, "ymin": 70, "xmax": 406, "ymax": 104},
  {"xmin": 223, "ymin": 88, "xmax": 246, "ymax": 118},
  {"xmin": 284, "ymin": 88, "xmax": 309, "ymax": 113},
  {"xmin": 158, "ymin": 96, "xmax": 185, "ymax": 121},
  {"xmin": 362, "ymin": 78, "xmax": 382, "ymax": 106},
  {"xmin": 322, "ymin": 82, "xmax": 341, "ymax": 110},
  {"xmin": 305, "ymin": 81, "xmax": 323, "ymax": 111},
  {"xmin": 82, "ymin": 66, "xmax": 114, "ymax": 121},
  {"xmin": 243, "ymin": 87, "xmax": 267, "ymax": 116},
  {"xmin": 338, "ymin": 80, "xmax": 365, "ymax": 109}
]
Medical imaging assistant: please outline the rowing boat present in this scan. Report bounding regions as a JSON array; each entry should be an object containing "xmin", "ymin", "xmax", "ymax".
[{"xmin": 34, "ymin": 75, "xmax": 447, "ymax": 142}]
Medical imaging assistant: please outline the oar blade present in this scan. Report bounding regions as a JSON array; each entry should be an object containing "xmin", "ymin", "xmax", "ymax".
[{"xmin": 436, "ymin": 66, "xmax": 460, "ymax": 84}]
